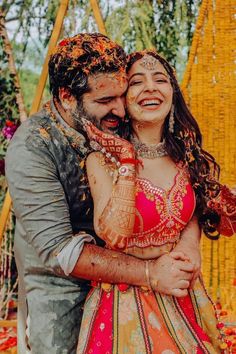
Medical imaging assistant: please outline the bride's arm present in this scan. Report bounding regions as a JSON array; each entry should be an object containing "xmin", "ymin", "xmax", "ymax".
[
  {"xmin": 174, "ymin": 216, "xmax": 201, "ymax": 287},
  {"xmin": 86, "ymin": 152, "xmax": 136, "ymax": 250}
]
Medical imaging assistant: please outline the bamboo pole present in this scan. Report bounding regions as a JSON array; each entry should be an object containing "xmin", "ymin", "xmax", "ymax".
[
  {"xmin": 89, "ymin": 0, "xmax": 107, "ymax": 36},
  {"xmin": 30, "ymin": 0, "xmax": 69, "ymax": 115},
  {"xmin": 0, "ymin": 190, "xmax": 11, "ymax": 244},
  {"xmin": 0, "ymin": 0, "xmax": 69, "ymax": 270}
]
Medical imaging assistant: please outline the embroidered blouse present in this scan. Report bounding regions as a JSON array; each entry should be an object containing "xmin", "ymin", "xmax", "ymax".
[{"xmin": 126, "ymin": 166, "xmax": 196, "ymax": 249}]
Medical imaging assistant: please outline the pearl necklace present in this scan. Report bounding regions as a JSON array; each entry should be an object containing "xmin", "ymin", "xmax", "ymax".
[{"xmin": 130, "ymin": 135, "xmax": 168, "ymax": 159}]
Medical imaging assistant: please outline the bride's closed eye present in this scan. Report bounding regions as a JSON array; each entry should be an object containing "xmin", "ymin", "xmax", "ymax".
[{"xmin": 129, "ymin": 80, "xmax": 143, "ymax": 87}]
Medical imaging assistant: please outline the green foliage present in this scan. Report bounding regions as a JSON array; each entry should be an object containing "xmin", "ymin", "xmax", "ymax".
[
  {"xmin": 103, "ymin": 0, "xmax": 201, "ymax": 71},
  {"xmin": 44, "ymin": 0, "xmax": 61, "ymax": 45},
  {"xmin": 2, "ymin": 0, "xmax": 59, "ymax": 54},
  {"xmin": 18, "ymin": 68, "xmax": 50, "ymax": 113},
  {"xmin": 105, "ymin": 1, "xmax": 156, "ymax": 52},
  {"xmin": 2, "ymin": 0, "xmax": 64, "ymax": 114},
  {"xmin": 63, "ymin": 0, "xmax": 97, "ymax": 36},
  {"xmin": 2, "ymin": 1, "xmax": 201, "ymax": 84},
  {"xmin": 153, "ymin": 0, "xmax": 201, "ymax": 71}
]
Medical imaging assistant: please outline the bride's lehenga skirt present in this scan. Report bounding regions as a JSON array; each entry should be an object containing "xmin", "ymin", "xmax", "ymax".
[{"xmin": 77, "ymin": 278, "xmax": 222, "ymax": 354}]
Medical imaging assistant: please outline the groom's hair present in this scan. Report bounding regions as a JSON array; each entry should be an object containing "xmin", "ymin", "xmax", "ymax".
[{"xmin": 48, "ymin": 33, "xmax": 127, "ymax": 100}]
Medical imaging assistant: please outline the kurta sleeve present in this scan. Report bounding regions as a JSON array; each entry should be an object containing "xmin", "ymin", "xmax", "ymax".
[{"xmin": 5, "ymin": 125, "xmax": 94, "ymax": 275}]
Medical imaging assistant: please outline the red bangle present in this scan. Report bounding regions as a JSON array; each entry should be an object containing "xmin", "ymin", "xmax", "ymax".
[{"xmin": 120, "ymin": 158, "xmax": 143, "ymax": 167}]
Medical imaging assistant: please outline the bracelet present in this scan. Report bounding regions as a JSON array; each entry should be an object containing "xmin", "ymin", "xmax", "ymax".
[
  {"xmin": 118, "ymin": 164, "xmax": 135, "ymax": 177},
  {"xmin": 150, "ymin": 278, "xmax": 159, "ymax": 291},
  {"xmin": 145, "ymin": 260, "xmax": 152, "ymax": 290}
]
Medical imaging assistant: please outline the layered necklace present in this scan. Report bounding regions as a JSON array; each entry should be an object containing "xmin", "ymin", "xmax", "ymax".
[{"xmin": 130, "ymin": 135, "xmax": 168, "ymax": 159}]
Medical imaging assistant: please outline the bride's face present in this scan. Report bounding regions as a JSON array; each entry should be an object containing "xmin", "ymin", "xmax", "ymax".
[{"xmin": 126, "ymin": 55, "xmax": 173, "ymax": 126}]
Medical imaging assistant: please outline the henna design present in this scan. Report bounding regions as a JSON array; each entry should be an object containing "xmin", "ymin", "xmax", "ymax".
[
  {"xmin": 98, "ymin": 175, "xmax": 136, "ymax": 250},
  {"xmin": 84, "ymin": 120, "xmax": 134, "ymax": 160}
]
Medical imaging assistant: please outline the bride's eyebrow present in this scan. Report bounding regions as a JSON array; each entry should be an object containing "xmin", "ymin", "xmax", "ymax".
[
  {"xmin": 128, "ymin": 73, "xmax": 144, "ymax": 81},
  {"xmin": 129, "ymin": 71, "xmax": 168, "ymax": 81},
  {"xmin": 152, "ymin": 71, "xmax": 168, "ymax": 77}
]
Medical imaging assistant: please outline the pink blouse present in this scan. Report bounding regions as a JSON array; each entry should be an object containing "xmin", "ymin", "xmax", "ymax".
[{"xmin": 126, "ymin": 166, "xmax": 196, "ymax": 249}]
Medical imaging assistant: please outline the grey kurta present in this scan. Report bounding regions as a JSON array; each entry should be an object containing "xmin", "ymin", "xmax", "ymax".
[{"xmin": 5, "ymin": 104, "xmax": 102, "ymax": 353}]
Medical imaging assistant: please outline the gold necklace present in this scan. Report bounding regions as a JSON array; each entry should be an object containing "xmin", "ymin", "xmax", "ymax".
[{"xmin": 130, "ymin": 135, "xmax": 167, "ymax": 159}]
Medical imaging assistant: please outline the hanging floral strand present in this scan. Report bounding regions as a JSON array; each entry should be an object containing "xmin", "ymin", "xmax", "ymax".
[{"xmin": 0, "ymin": 8, "xmax": 25, "ymax": 323}]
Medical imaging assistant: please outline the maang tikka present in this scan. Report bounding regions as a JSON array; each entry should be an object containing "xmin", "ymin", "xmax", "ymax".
[
  {"xmin": 169, "ymin": 105, "xmax": 175, "ymax": 133},
  {"xmin": 140, "ymin": 54, "xmax": 160, "ymax": 70}
]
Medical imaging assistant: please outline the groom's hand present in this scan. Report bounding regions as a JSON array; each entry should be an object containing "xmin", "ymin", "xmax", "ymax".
[{"xmin": 149, "ymin": 251, "xmax": 194, "ymax": 297}]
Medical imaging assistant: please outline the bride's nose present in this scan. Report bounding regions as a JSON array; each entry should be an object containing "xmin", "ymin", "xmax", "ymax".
[{"xmin": 144, "ymin": 78, "xmax": 156, "ymax": 92}]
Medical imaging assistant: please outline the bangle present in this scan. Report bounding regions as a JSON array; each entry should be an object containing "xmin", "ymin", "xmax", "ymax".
[
  {"xmin": 150, "ymin": 278, "xmax": 159, "ymax": 292},
  {"xmin": 145, "ymin": 260, "xmax": 152, "ymax": 290},
  {"xmin": 118, "ymin": 165, "xmax": 135, "ymax": 177}
]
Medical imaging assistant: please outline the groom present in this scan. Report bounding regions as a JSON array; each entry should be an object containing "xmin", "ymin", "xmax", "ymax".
[{"xmin": 6, "ymin": 33, "xmax": 200, "ymax": 353}]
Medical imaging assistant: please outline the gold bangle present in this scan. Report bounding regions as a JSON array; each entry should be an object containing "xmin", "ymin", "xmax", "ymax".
[
  {"xmin": 150, "ymin": 278, "xmax": 159, "ymax": 291},
  {"xmin": 145, "ymin": 260, "xmax": 152, "ymax": 290}
]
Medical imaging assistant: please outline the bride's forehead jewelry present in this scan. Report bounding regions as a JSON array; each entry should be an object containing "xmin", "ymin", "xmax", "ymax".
[{"xmin": 140, "ymin": 54, "xmax": 160, "ymax": 71}]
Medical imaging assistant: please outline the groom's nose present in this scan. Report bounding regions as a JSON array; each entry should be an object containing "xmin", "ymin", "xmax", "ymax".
[{"xmin": 111, "ymin": 97, "xmax": 126, "ymax": 119}]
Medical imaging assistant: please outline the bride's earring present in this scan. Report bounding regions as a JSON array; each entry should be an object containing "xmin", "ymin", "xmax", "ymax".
[{"xmin": 169, "ymin": 105, "xmax": 175, "ymax": 133}]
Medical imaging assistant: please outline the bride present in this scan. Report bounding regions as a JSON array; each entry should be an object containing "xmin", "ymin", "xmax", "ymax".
[{"xmin": 77, "ymin": 50, "xmax": 235, "ymax": 353}]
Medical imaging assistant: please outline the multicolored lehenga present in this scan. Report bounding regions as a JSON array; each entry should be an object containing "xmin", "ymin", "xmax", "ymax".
[{"xmin": 77, "ymin": 166, "xmax": 223, "ymax": 353}]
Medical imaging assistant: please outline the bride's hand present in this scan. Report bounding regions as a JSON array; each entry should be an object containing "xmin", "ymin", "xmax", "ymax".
[{"xmin": 82, "ymin": 119, "xmax": 135, "ymax": 161}]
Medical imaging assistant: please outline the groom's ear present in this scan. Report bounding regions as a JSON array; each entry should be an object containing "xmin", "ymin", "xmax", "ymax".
[
  {"xmin": 58, "ymin": 87, "xmax": 73, "ymax": 102},
  {"xmin": 58, "ymin": 87, "xmax": 77, "ymax": 110}
]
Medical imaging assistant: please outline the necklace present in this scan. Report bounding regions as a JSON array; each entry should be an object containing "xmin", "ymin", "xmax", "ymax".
[{"xmin": 130, "ymin": 135, "xmax": 168, "ymax": 159}]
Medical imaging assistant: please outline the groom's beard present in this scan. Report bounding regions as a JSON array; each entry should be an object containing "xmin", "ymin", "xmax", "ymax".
[
  {"xmin": 71, "ymin": 99, "xmax": 100, "ymax": 132},
  {"xmin": 71, "ymin": 99, "xmax": 123, "ymax": 135}
]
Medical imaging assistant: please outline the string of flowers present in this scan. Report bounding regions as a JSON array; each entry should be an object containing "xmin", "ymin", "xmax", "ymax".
[
  {"xmin": 0, "ymin": 12, "xmax": 21, "ymax": 203},
  {"xmin": 0, "ymin": 10, "xmax": 22, "ymax": 323}
]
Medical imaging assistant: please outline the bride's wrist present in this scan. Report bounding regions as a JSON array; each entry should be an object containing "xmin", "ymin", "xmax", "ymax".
[{"xmin": 144, "ymin": 260, "xmax": 160, "ymax": 291}]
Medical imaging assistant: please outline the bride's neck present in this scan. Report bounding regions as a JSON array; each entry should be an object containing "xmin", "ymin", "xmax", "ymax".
[{"xmin": 131, "ymin": 121, "xmax": 163, "ymax": 145}]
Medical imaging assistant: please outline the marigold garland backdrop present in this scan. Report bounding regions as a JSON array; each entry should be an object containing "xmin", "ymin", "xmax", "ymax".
[{"xmin": 182, "ymin": 0, "xmax": 236, "ymax": 315}]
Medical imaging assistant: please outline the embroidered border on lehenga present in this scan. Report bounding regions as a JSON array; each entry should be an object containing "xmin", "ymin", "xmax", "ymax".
[
  {"xmin": 173, "ymin": 296, "xmax": 211, "ymax": 353},
  {"xmin": 153, "ymin": 292, "xmax": 187, "ymax": 353},
  {"xmin": 134, "ymin": 288, "xmax": 152, "ymax": 353}
]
